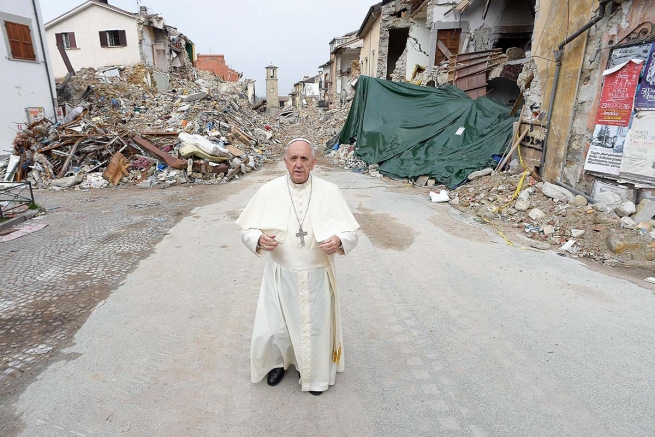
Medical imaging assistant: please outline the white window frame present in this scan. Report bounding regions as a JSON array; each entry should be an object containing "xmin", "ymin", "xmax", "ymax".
[
  {"xmin": 62, "ymin": 32, "xmax": 71, "ymax": 49},
  {"xmin": 106, "ymin": 30, "xmax": 120, "ymax": 47}
]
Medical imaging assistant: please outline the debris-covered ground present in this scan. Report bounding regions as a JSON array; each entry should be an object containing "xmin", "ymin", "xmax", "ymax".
[
  {"xmin": 1, "ymin": 65, "xmax": 283, "ymax": 191},
  {"xmin": 445, "ymin": 170, "xmax": 655, "ymax": 269},
  {"xmin": 325, "ymin": 140, "xmax": 655, "ymax": 271}
]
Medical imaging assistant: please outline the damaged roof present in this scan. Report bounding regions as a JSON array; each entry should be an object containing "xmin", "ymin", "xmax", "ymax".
[{"xmin": 357, "ymin": 0, "xmax": 394, "ymax": 38}]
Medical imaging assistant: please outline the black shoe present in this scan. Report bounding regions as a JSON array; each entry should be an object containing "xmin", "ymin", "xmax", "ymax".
[
  {"xmin": 267, "ymin": 368, "xmax": 285, "ymax": 386},
  {"xmin": 309, "ymin": 391, "xmax": 323, "ymax": 396}
]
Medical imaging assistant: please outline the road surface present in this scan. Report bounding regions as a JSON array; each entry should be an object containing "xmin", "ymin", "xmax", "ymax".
[{"xmin": 6, "ymin": 163, "xmax": 655, "ymax": 436}]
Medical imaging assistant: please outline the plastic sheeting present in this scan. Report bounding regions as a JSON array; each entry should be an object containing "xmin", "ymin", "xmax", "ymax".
[{"xmin": 338, "ymin": 76, "xmax": 517, "ymax": 188}]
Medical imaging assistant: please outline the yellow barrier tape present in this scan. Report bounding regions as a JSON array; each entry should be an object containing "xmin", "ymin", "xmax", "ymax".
[{"xmin": 478, "ymin": 124, "xmax": 536, "ymax": 249}]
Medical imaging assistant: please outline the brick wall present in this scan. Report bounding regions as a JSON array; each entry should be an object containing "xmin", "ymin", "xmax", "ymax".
[{"xmin": 196, "ymin": 54, "xmax": 239, "ymax": 81}]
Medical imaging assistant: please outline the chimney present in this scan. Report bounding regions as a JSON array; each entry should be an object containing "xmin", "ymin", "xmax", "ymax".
[{"xmin": 140, "ymin": 6, "xmax": 148, "ymax": 15}]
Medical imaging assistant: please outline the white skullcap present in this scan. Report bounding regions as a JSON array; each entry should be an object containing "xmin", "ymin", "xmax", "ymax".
[{"xmin": 286, "ymin": 138, "xmax": 313, "ymax": 148}]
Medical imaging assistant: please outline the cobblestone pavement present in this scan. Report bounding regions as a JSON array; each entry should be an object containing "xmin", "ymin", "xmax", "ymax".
[{"xmin": 0, "ymin": 181, "xmax": 248, "ymax": 395}]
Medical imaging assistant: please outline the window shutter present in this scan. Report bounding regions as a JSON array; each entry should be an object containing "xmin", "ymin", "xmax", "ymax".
[
  {"xmin": 55, "ymin": 32, "xmax": 63, "ymax": 48},
  {"xmin": 5, "ymin": 22, "xmax": 22, "ymax": 58},
  {"xmin": 5, "ymin": 21, "xmax": 35, "ymax": 60},
  {"xmin": 69, "ymin": 32, "xmax": 77, "ymax": 49},
  {"xmin": 99, "ymin": 31, "xmax": 108, "ymax": 47},
  {"xmin": 118, "ymin": 30, "xmax": 127, "ymax": 47},
  {"xmin": 20, "ymin": 25, "xmax": 35, "ymax": 60}
]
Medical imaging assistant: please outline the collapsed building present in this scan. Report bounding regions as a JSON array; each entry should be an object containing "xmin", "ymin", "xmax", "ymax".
[
  {"xmin": 316, "ymin": 32, "xmax": 364, "ymax": 110},
  {"xmin": 347, "ymin": 0, "xmax": 655, "ymax": 204},
  {"xmin": 290, "ymin": 76, "xmax": 320, "ymax": 110},
  {"xmin": 45, "ymin": 1, "xmax": 196, "ymax": 80}
]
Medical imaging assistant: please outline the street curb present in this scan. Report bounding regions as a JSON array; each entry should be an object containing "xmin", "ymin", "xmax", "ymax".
[{"xmin": 0, "ymin": 209, "xmax": 40, "ymax": 232}]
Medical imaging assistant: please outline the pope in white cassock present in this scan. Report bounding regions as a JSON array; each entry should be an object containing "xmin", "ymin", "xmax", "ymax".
[{"xmin": 236, "ymin": 138, "xmax": 359, "ymax": 396}]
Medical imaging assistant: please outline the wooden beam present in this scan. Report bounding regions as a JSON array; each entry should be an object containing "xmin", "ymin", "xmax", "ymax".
[
  {"xmin": 132, "ymin": 136, "xmax": 188, "ymax": 169},
  {"xmin": 482, "ymin": 0, "xmax": 492, "ymax": 20},
  {"xmin": 437, "ymin": 40, "xmax": 453, "ymax": 59},
  {"xmin": 56, "ymin": 43, "xmax": 75, "ymax": 75},
  {"xmin": 56, "ymin": 138, "xmax": 83, "ymax": 178}
]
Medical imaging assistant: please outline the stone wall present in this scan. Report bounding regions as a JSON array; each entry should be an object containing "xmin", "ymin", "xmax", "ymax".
[{"xmin": 376, "ymin": 1, "xmax": 415, "ymax": 79}]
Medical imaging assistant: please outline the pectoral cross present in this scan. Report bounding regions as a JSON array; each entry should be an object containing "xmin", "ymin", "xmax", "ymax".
[{"xmin": 296, "ymin": 226, "xmax": 308, "ymax": 246}]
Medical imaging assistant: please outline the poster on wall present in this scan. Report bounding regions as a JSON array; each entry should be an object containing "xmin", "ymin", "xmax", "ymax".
[
  {"xmin": 608, "ymin": 44, "xmax": 651, "ymax": 68},
  {"xmin": 635, "ymin": 42, "xmax": 655, "ymax": 110},
  {"xmin": 25, "ymin": 107, "xmax": 45, "ymax": 124},
  {"xmin": 583, "ymin": 124, "xmax": 629, "ymax": 176},
  {"xmin": 595, "ymin": 59, "xmax": 643, "ymax": 126},
  {"xmin": 618, "ymin": 111, "xmax": 655, "ymax": 185}
]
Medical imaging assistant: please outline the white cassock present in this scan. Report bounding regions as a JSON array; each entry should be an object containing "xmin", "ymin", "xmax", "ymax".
[{"xmin": 236, "ymin": 175, "xmax": 359, "ymax": 392}]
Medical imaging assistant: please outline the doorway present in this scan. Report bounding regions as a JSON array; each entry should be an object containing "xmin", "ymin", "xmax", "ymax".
[{"xmin": 386, "ymin": 27, "xmax": 410, "ymax": 80}]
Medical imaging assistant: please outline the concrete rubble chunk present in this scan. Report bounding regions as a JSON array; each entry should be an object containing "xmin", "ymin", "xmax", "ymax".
[
  {"xmin": 606, "ymin": 235, "xmax": 642, "ymax": 254},
  {"xmin": 50, "ymin": 173, "xmax": 84, "ymax": 188},
  {"xmin": 560, "ymin": 240, "xmax": 576, "ymax": 253},
  {"xmin": 514, "ymin": 200, "xmax": 530, "ymax": 211},
  {"xmin": 620, "ymin": 216, "xmax": 637, "ymax": 230},
  {"xmin": 180, "ymin": 91, "xmax": 207, "ymax": 102},
  {"xmin": 518, "ymin": 188, "xmax": 532, "ymax": 202},
  {"xmin": 571, "ymin": 228, "xmax": 585, "ymax": 238},
  {"xmin": 541, "ymin": 182, "xmax": 574, "ymax": 202},
  {"xmin": 592, "ymin": 202, "xmax": 612, "ymax": 213},
  {"xmin": 573, "ymin": 195, "xmax": 588, "ymax": 207},
  {"xmin": 528, "ymin": 208, "xmax": 545, "ymax": 221},
  {"xmin": 476, "ymin": 206, "xmax": 495, "ymax": 221},
  {"xmin": 137, "ymin": 180, "xmax": 155, "ymax": 188},
  {"xmin": 632, "ymin": 199, "xmax": 655, "ymax": 224},
  {"xmin": 530, "ymin": 241, "xmax": 551, "ymax": 250},
  {"xmin": 254, "ymin": 128, "xmax": 273, "ymax": 141},
  {"xmin": 468, "ymin": 168, "xmax": 493, "ymax": 181},
  {"xmin": 543, "ymin": 225, "xmax": 555, "ymax": 236},
  {"xmin": 594, "ymin": 191, "xmax": 622, "ymax": 208},
  {"xmin": 614, "ymin": 201, "xmax": 636, "ymax": 217}
]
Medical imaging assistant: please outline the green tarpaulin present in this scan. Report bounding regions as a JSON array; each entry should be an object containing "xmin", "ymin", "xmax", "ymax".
[{"xmin": 337, "ymin": 76, "xmax": 517, "ymax": 188}]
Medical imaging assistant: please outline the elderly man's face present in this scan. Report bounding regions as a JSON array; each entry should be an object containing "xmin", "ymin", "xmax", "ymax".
[{"xmin": 284, "ymin": 141, "xmax": 316, "ymax": 184}]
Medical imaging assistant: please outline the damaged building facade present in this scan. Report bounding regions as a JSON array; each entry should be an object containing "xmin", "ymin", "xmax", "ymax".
[
  {"xmin": 351, "ymin": 0, "xmax": 655, "ymax": 203},
  {"xmin": 529, "ymin": 0, "xmax": 655, "ymax": 204},
  {"xmin": 290, "ymin": 76, "xmax": 320, "ymax": 111},
  {"xmin": 357, "ymin": 0, "xmax": 535, "ymax": 101},
  {"xmin": 137, "ymin": 6, "xmax": 195, "ymax": 76},
  {"xmin": 45, "ymin": 1, "xmax": 195, "ymax": 79},
  {"xmin": 322, "ymin": 32, "xmax": 363, "ymax": 108}
]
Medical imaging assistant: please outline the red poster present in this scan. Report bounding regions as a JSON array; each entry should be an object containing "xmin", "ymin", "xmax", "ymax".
[{"xmin": 595, "ymin": 60, "xmax": 643, "ymax": 127}]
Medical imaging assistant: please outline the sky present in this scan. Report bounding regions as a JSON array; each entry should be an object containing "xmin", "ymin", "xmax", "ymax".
[{"xmin": 40, "ymin": 0, "xmax": 375, "ymax": 96}]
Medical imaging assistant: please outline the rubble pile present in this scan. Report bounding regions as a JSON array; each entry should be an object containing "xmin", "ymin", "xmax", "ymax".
[
  {"xmin": 284, "ymin": 104, "xmax": 351, "ymax": 149},
  {"xmin": 444, "ymin": 170, "xmax": 655, "ymax": 268},
  {"xmin": 326, "ymin": 144, "xmax": 369, "ymax": 173},
  {"xmin": 4, "ymin": 65, "xmax": 282, "ymax": 189}
]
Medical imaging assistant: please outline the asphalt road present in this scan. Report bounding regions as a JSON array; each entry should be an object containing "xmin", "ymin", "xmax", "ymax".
[{"xmin": 7, "ymin": 163, "xmax": 655, "ymax": 436}]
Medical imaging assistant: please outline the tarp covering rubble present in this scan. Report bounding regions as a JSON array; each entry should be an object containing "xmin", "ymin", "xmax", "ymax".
[{"xmin": 338, "ymin": 76, "xmax": 517, "ymax": 188}]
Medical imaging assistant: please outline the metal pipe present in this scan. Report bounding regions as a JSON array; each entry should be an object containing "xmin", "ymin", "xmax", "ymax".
[
  {"xmin": 554, "ymin": 180, "xmax": 596, "ymax": 204},
  {"xmin": 539, "ymin": 0, "xmax": 611, "ymax": 177},
  {"xmin": 540, "ymin": 53, "xmax": 562, "ymax": 171},
  {"xmin": 31, "ymin": 0, "xmax": 58, "ymax": 121}
]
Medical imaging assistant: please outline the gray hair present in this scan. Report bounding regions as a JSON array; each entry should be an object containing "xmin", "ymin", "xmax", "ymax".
[{"xmin": 285, "ymin": 138, "xmax": 315, "ymax": 159}]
